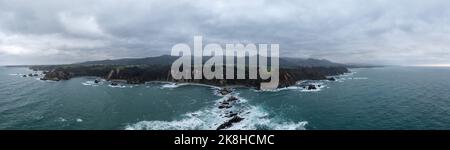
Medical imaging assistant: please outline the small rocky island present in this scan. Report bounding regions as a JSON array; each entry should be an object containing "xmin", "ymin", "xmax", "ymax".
[{"xmin": 29, "ymin": 55, "xmax": 349, "ymax": 89}]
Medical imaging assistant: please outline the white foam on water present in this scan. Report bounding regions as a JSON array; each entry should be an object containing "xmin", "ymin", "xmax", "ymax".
[
  {"xmin": 253, "ymin": 86, "xmax": 303, "ymax": 92},
  {"xmin": 224, "ymin": 106, "xmax": 307, "ymax": 130},
  {"xmin": 125, "ymin": 105, "xmax": 307, "ymax": 130},
  {"xmin": 186, "ymin": 83, "xmax": 221, "ymax": 89},
  {"xmin": 298, "ymin": 82, "xmax": 326, "ymax": 92},
  {"xmin": 125, "ymin": 91, "xmax": 307, "ymax": 130},
  {"xmin": 37, "ymin": 79, "xmax": 57, "ymax": 83},
  {"xmin": 253, "ymin": 81, "xmax": 307, "ymax": 92},
  {"xmin": 160, "ymin": 83, "xmax": 185, "ymax": 89},
  {"xmin": 332, "ymin": 71, "xmax": 368, "ymax": 81},
  {"xmin": 340, "ymin": 71, "xmax": 356, "ymax": 77},
  {"xmin": 159, "ymin": 82, "xmax": 221, "ymax": 89},
  {"xmin": 82, "ymin": 81, "xmax": 95, "ymax": 86},
  {"xmin": 125, "ymin": 111, "xmax": 211, "ymax": 130},
  {"xmin": 347, "ymin": 77, "xmax": 368, "ymax": 80},
  {"xmin": 108, "ymin": 84, "xmax": 129, "ymax": 88},
  {"xmin": 76, "ymin": 118, "xmax": 83, "ymax": 122},
  {"xmin": 253, "ymin": 80, "xmax": 328, "ymax": 93},
  {"xmin": 58, "ymin": 117, "xmax": 67, "ymax": 122},
  {"xmin": 335, "ymin": 78, "xmax": 346, "ymax": 82},
  {"xmin": 325, "ymin": 71, "xmax": 360, "ymax": 83}
]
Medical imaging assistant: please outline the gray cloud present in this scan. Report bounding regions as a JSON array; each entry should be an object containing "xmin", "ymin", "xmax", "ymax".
[{"xmin": 1, "ymin": 0, "xmax": 450, "ymax": 65}]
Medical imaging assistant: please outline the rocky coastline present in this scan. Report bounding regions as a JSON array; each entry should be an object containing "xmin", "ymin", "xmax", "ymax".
[{"xmin": 30, "ymin": 64, "xmax": 349, "ymax": 89}]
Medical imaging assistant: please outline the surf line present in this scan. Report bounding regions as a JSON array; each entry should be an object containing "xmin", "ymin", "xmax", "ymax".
[{"xmin": 174, "ymin": 134, "xmax": 209, "ymax": 148}]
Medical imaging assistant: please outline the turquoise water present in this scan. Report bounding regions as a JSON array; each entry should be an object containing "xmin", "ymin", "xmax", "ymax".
[{"xmin": 1, "ymin": 66, "xmax": 450, "ymax": 130}]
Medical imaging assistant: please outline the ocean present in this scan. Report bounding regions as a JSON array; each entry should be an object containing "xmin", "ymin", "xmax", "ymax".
[{"xmin": 1, "ymin": 66, "xmax": 450, "ymax": 130}]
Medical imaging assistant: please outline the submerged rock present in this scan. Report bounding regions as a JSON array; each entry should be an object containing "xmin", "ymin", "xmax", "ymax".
[
  {"xmin": 226, "ymin": 96, "xmax": 238, "ymax": 102},
  {"xmin": 110, "ymin": 82, "xmax": 118, "ymax": 86},
  {"xmin": 216, "ymin": 116, "xmax": 244, "ymax": 130},
  {"xmin": 218, "ymin": 88, "xmax": 232, "ymax": 96},
  {"xmin": 307, "ymin": 84, "xmax": 317, "ymax": 90},
  {"xmin": 22, "ymin": 75, "xmax": 27, "ymax": 77},
  {"xmin": 218, "ymin": 96, "xmax": 239, "ymax": 109},
  {"xmin": 94, "ymin": 79, "xmax": 100, "ymax": 84},
  {"xmin": 218, "ymin": 103, "xmax": 232, "ymax": 109},
  {"xmin": 327, "ymin": 77, "xmax": 336, "ymax": 81},
  {"xmin": 224, "ymin": 112, "xmax": 238, "ymax": 118}
]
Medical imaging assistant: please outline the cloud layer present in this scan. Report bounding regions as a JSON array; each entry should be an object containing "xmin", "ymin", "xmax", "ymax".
[{"xmin": 1, "ymin": 0, "xmax": 450, "ymax": 65}]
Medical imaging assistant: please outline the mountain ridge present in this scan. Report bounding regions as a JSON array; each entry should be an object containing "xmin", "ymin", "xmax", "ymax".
[{"xmin": 77, "ymin": 55, "xmax": 346, "ymax": 68}]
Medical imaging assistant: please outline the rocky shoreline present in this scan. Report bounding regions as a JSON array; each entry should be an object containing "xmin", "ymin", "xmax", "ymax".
[
  {"xmin": 30, "ymin": 65, "xmax": 349, "ymax": 89},
  {"xmin": 215, "ymin": 88, "xmax": 246, "ymax": 130}
]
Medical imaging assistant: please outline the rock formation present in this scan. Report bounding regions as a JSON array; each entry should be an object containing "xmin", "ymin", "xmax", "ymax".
[
  {"xmin": 30, "ymin": 57, "xmax": 349, "ymax": 88},
  {"xmin": 40, "ymin": 70, "xmax": 72, "ymax": 81},
  {"xmin": 216, "ymin": 116, "xmax": 244, "ymax": 130}
]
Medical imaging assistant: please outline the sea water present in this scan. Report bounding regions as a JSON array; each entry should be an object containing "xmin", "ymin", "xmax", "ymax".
[{"xmin": 1, "ymin": 66, "xmax": 450, "ymax": 130}]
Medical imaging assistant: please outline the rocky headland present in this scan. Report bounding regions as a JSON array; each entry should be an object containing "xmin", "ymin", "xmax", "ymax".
[{"xmin": 29, "ymin": 55, "xmax": 350, "ymax": 89}]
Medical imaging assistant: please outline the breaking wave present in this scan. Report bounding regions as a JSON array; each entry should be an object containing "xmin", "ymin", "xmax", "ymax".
[
  {"xmin": 125, "ymin": 92, "xmax": 307, "ymax": 130},
  {"xmin": 254, "ymin": 81, "xmax": 326, "ymax": 93},
  {"xmin": 297, "ymin": 81, "xmax": 326, "ymax": 92},
  {"xmin": 80, "ymin": 79, "xmax": 136, "ymax": 88},
  {"xmin": 123, "ymin": 72, "xmax": 364, "ymax": 130},
  {"xmin": 158, "ymin": 82, "xmax": 221, "ymax": 90},
  {"xmin": 81, "ymin": 81, "xmax": 101, "ymax": 86},
  {"xmin": 160, "ymin": 83, "xmax": 188, "ymax": 89},
  {"xmin": 347, "ymin": 77, "xmax": 368, "ymax": 80},
  {"xmin": 108, "ymin": 84, "xmax": 131, "ymax": 88},
  {"xmin": 125, "ymin": 107, "xmax": 307, "ymax": 130}
]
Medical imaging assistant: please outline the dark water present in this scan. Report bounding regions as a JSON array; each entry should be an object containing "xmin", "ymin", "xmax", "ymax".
[{"xmin": 1, "ymin": 66, "xmax": 450, "ymax": 130}]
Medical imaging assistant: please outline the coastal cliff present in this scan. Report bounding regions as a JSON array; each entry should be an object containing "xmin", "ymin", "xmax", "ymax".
[
  {"xmin": 31, "ymin": 65, "xmax": 348, "ymax": 89},
  {"xmin": 30, "ymin": 55, "xmax": 349, "ymax": 89}
]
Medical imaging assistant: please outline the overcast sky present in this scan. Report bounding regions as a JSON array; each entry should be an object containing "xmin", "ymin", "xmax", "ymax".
[{"xmin": 1, "ymin": 0, "xmax": 450, "ymax": 65}]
